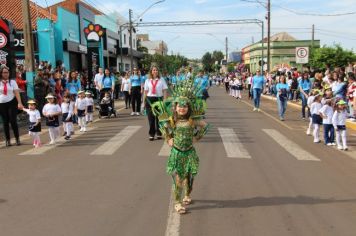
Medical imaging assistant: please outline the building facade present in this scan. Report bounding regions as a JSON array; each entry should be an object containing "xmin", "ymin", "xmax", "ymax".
[
  {"xmin": 242, "ymin": 32, "xmax": 320, "ymax": 72},
  {"xmin": 137, "ymin": 34, "xmax": 168, "ymax": 56}
]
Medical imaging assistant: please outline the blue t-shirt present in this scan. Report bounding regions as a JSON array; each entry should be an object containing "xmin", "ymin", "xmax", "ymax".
[
  {"xmin": 299, "ymin": 79, "xmax": 311, "ymax": 91},
  {"xmin": 252, "ymin": 75, "xmax": 265, "ymax": 89},
  {"xmin": 276, "ymin": 83, "xmax": 289, "ymax": 92},
  {"xmin": 194, "ymin": 76, "xmax": 209, "ymax": 90},
  {"xmin": 102, "ymin": 76, "xmax": 114, "ymax": 89},
  {"xmin": 140, "ymin": 75, "xmax": 147, "ymax": 84},
  {"xmin": 66, "ymin": 80, "xmax": 81, "ymax": 94},
  {"xmin": 130, "ymin": 75, "xmax": 142, "ymax": 87}
]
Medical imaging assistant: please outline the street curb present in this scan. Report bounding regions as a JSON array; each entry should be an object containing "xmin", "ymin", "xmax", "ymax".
[{"xmin": 262, "ymin": 95, "xmax": 356, "ymax": 131}]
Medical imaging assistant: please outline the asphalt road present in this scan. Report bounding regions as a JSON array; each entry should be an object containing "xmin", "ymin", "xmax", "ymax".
[{"xmin": 1, "ymin": 86, "xmax": 356, "ymax": 236}]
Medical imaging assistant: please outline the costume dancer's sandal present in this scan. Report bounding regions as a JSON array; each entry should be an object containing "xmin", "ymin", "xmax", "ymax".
[
  {"xmin": 174, "ymin": 203, "xmax": 186, "ymax": 214},
  {"xmin": 183, "ymin": 196, "xmax": 192, "ymax": 205}
]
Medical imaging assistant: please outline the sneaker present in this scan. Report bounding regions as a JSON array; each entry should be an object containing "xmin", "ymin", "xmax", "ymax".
[
  {"xmin": 62, "ymin": 132, "xmax": 67, "ymax": 136},
  {"xmin": 313, "ymin": 140, "xmax": 321, "ymax": 143},
  {"xmin": 343, "ymin": 147, "xmax": 348, "ymax": 151},
  {"xmin": 130, "ymin": 112, "xmax": 135, "ymax": 116},
  {"xmin": 306, "ymin": 129, "xmax": 311, "ymax": 135},
  {"xmin": 135, "ymin": 112, "xmax": 140, "ymax": 116},
  {"xmin": 49, "ymin": 140, "xmax": 55, "ymax": 145},
  {"xmin": 149, "ymin": 136, "xmax": 154, "ymax": 141},
  {"xmin": 253, "ymin": 108, "xmax": 257, "ymax": 111},
  {"xmin": 331, "ymin": 143, "xmax": 336, "ymax": 146},
  {"xmin": 326, "ymin": 143, "xmax": 332, "ymax": 146},
  {"xmin": 156, "ymin": 136, "xmax": 163, "ymax": 140},
  {"xmin": 83, "ymin": 127, "xmax": 87, "ymax": 132},
  {"xmin": 337, "ymin": 146, "xmax": 343, "ymax": 150},
  {"xmin": 64, "ymin": 136, "xmax": 71, "ymax": 140},
  {"xmin": 257, "ymin": 108, "xmax": 261, "ymax": 112},
  {"xmin": 280, "ymin": 117, "xmax": 284, "ymax": 121},
  {"xmin": 80, "ymin": 128, "xmax": 84, "ymax": 132}
]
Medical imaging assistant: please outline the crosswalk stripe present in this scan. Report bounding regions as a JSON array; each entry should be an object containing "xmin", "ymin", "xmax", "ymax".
[
  {"xmin": 90, "ymin": 126, "xmax": 142, "ymax": 155},
  {"xmin": 19, "ymin": 127, "xmax": 97, "ymax": 156},
  {"xmin": 262, "ymin": 129, "xmax": 320, "ymax": 161},
  {"xmin": 218, "ymin": 127, "xmax": 251, "ymax": 158},
  {"xmin": 159, "ymin": 142, "xmax": 171, "ymax": 156}
]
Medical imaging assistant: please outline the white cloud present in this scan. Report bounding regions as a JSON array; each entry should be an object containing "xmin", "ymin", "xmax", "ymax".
[{"xmin": 195, "ymin": 0, "xmax": 207, "ymax": 4}]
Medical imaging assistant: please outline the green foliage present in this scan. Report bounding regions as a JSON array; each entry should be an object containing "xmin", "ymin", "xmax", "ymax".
[
  {"xmin": 139, "ymin": 53, "xmax": 188, "ymax": 74},
  {"xmin": 309, "ymin": 44, "xmax": 356, "ymax": 70},
  {"xmin": 201, "ymin": 50, "xmax": 225, "ymax": 72},
  {"xmin": 202, "ymin": 52, "xmax": 213, "ymax": 72},
  {"xmin": 227, "ymin": 63, "xmax": 235, "ymax": 73}
]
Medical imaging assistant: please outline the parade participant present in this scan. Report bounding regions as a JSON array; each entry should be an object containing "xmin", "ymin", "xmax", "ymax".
[
  {"xmin": 194, "ymin": 70, "xmax": 209, "ymax": 100},
  {"xmin": 94, "ymin": 68, "xmax": 104, "ymax": 101},
  {"xmin": 228, "ymin": 75, "xmax": 234, "ymax": 97},
  {"xmin": 66, "ymin": 71, "xmax": 81, "ymax": 99},
  {"xmin": 306, "ymin": 90, "xmax": 318, "ymax": 135},
  {"xmin": 0, "ymin": 66, "xmax": 24, "ymax": 146},
  {"xmin": 246, "ymin": 73, "xmax": 253, "ymax": 99},
  {"xmin": 299, "ymin": 72, "xmax": 311, "ymax": 119},
  {"xmin": 99, "ymin": 69, "xmax": 115, "ymax": 99},
  {"xmin": 22, "ymin": 100, "xmax": 42, "ymax": 148},
  {"xmin": 276, "ymin": 75, "xmax": 289, "ymax": 121},
  {"xmin": 143, "ymin": 66, "xmax": 168, "ymax": 141},
  {"xmin": 121, "ymin": 72, "xmax": 131, "ymax": 109},
  {"xmin": 251, "ymin": 69, "xmax": 265, "ymax": 111},
  {"xmin": 346, "ymin": 75, "xmax": 356, "ymax": 119},
  {"xmin": 310, "ymin": 93, "xmax": 323, "ymax": 143},
  {"xmin": 319, "ymin": 99, "xmax": 335, "ymax": 146},
  {"xmin": 224, "ymin": 74, "xmax": 230, "ymax": 93},
  {"xmin": 332, "ymin": 100, "xmax": 348, "ymax": 150},
  {"xmin": 85, "ymin": 91, "xmax": 94, "ymax": 123},
  {"xmin": 61, "ymin": 93, "xmax": 74, "ymax": 140},
  {"xmin": 235, "ymin": 76, "xmax": 243, "ymax": 99},
  {"xmin": 75, "ymin": 91, "xmax": 88, "ymax": 132},
  {"xmin": 151, "ymin": 78, "xmax": 210, "ymax": 214},
  {"xmin": 42, "ymin": 94, "xmax": 62, "ymax": 145},
  {"xmin": 129, "ymin": 68, "xmax": 143, "ymax": 116}
]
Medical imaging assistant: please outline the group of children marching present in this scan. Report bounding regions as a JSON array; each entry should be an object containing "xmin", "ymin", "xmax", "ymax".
[
  {"xmin": 21, "ymin": 90, "xmax": 94, "ymax": 147},
  {"xmin": 306, "ymin": 89, "xmax": 349, "ymax": 150},
  {"xmin": 228, "ymin": 76, "xmax": 244, "ymax": 99}
]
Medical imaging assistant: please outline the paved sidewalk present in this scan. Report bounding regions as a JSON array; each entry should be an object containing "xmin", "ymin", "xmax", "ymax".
[{"xmin": 262, "ymin": 94, "xmax": 356, "ymax": 131}]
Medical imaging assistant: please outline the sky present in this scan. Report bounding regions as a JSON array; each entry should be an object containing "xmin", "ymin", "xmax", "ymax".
[{"xmin": 37, "ymin": 0, "xmax": 356, "ymax": 59}]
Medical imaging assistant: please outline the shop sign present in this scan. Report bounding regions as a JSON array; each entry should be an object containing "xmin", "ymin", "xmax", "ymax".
[{"xmin": 84, "ymin": 23, "xmax": 104, "ymax": 42}]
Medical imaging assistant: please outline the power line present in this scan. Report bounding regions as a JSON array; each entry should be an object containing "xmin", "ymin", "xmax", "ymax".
[
  {"xmin": 272, "ymin": 5, "xmax": 356, "ymax": 17},
  {"xmin": 315, "ymin": 31, "xmax": 356, "ymax": 41}
]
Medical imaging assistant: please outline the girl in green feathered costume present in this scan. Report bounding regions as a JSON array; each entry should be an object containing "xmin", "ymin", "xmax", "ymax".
[{"xmin": 151, "ymin": 79, "xmax": 210, "ymax": 214}]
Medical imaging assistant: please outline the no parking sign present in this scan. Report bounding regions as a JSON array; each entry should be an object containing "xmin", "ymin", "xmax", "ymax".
[
  {"xmin": 296, "ymin": 47, "xmax": 309, "ymax": 64},
  {"xmin": 0, "ymin": 32, "xmax": 7, "ymax": 48}
]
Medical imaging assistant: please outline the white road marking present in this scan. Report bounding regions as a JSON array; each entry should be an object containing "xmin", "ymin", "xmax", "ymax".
[
  {"xmin": 19, "ymin": 127, "xmax": 96, "ymax": 156},
  {"xmin": 262, "ymin": 129, "xmax": 320, "ymax": 161},
  {"xmin": 159, "ymin": 142, "xmax": 171, "ymax": 156},
  {"xmin": 218, "ymin": 127, "xmax": 251, "ymax": 158},
  {"xmin": 165, "ymin": 191, "xmax": 180, "ymax": 236},
  {"xmin": 90, "ymin": 126, "xmax": 142, "ymax": 155}
]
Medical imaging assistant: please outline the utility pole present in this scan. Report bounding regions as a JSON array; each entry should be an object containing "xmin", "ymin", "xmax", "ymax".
[
  {"xmin": 22, "ymin": 0, "xmax": 35, "ymax": 99},
  {"xmin": 225, "ymin": 37, "xmax": 228, "ymax": 62},
  {"xmin": 267, "ymin": 0, "xmax": 271, "ymax": 73},
  {"xmin": 119, "ymin": 25, "xmax": 123, "ymax": 72},
  {"xmin": 129, "ymin": 9, "xmax": 133, "ymax": 71},
  {"xmin": 311, "ymin": 24, "xmax": 315, "ymax": 49}
]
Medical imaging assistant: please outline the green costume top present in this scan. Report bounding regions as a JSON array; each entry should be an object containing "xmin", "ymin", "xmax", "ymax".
[{"xmin": 151, "ymin": 78, "xmax": 210, "ymax": 178}]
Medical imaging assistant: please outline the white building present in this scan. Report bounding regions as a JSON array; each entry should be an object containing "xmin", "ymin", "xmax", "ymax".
[{"xmin": 137, "ymin": 34, "xmax": 168, "ymax": 56}]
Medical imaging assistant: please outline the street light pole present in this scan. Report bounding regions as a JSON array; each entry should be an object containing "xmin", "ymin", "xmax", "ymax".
[
  {"xmin": 129, "ymin": 9, "xmax": 134, "ymax": 71},
  {"xmin": 267, "ymin": 0, "xmax": 271, "ymax": 73}
]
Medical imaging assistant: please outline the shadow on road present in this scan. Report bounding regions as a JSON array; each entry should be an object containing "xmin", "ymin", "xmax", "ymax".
[{"xmin": 189, "ymin": 196, "xmax": 356, "ymax": 211}]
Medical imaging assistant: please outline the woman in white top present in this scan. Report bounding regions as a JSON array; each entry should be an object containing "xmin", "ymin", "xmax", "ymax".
[
  {"xmin": 121, "ymin": 72, "xmax": 131, "ymax": 109},
  {"xmin": 143, "ymin": 66, "xmax": 168, "ymax": 141},
  {"xmin": 0, "ymin": 66, "xmax": 24, "ymax": 146}
]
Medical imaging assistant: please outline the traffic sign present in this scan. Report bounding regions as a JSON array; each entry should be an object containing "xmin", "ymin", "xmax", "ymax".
[
  {"xmin": 0, "ymin": 33, "xmax": 7, "ymax": 48},
  {"xmin": 296, "ymin": 47, "xmax": 309, "ymax": 64}
]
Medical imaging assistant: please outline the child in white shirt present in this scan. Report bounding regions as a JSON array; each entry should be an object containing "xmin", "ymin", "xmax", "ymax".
[
  {"xmin": 22, "ymin": 100, "xmax": 42, "ymax": 148},
  {"xmin": 306, "ymin": 90, "xmax": 318, "ymax": 135},
  {"xmin": 310, "ymin": 93, "xmax": 323, "ymax": 143},
  {"xmin": 61, "ymin": 93, "xmax": 75, "ymax": 140},
  {"xmin": 75, "ymin": 91, "xmax": 88, "ymax": 132},
  {"xmin": 42, "ymin": 94, "xmax": 62, "ymax": 145},
  {"xmin": 319, "ymin": 99, "xmax": 335, "ymax": 146},
  {"xmin": 332, "ymin": 100, "xmax": 348, "ymax": 150},
  {"xmin": 85, "ymin": 91, "xmax": 94, "ymax": 123}
]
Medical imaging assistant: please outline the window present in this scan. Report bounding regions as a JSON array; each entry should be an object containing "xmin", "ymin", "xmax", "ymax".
[{"xmin": 124, "ymin": 34, "xmax": 126, "ymax": 44}]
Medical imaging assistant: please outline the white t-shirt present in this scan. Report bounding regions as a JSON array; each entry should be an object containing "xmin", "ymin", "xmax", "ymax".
[
  {"xmin": 42, "ymin": 103, "xmax": 61, "ymax": 116},
  {"xmin": 24, "ymin": 109, "xmax": 41, "ymax": 123},
  {"xmin": 61, "ymin": 102, "xmax": 74, "ymax": 115},
  {"xmin": 332, "ymin": 110, "xmax": 347, "ymax": 126},
  {"xmin": 144, "ymin": 78, "xmax": 168, "ymax": 97},
  {"xmin": 0, "ymin": 80, "xmax": 19, "ymax": 103},
  {"xmin": 307, "ymin": 95, "xmax": 315, "ymax": 108},
  {"xmin": 310, "ymin": 102, "xmax": 322, "ymax": 115},
  {"xmin": 122, "ymin": 78, "xmax": 130, "ymax": 91},
  {"xmin": 319, "ymin": 105, "xmax": 333, "ymax": 124},
  {"xmin": 94, "ymin": 73, "xmax": 104, "ymax": 90},
  {"xmin": 75, "ymin": 98, "xmax": 87, "ymax": 110},
  {"xmin": 85, "ymin": 97, "xmax": 94, "ymax": 106}
]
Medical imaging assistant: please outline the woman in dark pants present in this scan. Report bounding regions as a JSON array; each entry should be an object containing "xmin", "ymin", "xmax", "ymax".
[
  {"xmin": 0, "ymin": 66, "xmax": 24, "ymax": 146},
  {"xmin": 143, "ymin": 66, "xmax": 168, "ymax": 141},
  {"xmin": 129, "ymin": 68, "xmax": 143, "ymax": 116}
]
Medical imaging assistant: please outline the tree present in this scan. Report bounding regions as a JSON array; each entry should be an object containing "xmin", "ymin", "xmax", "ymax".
[
  {"xmin": 139, "ymin": 53, "xmax": 188, "ymax": 74},
  {"xmin": 202, "ymin": 52, "xmax": 213, "ymax": 72},
  {"xmin": 212, "ymin": 51, "xmax": 224, "ymax": 64},
  {"xmin": 227, "ymin": 63, "xmax": 235, "ymax": 73},
  {"xmin": 309, "ymin": 44, "xmax": 356, "ymax": 70}
]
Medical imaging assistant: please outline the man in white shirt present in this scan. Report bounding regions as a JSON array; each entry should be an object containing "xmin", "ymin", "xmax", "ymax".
[{"xmin": 94, "ymin": 68, "xmax": 104, "ymax": 102}]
